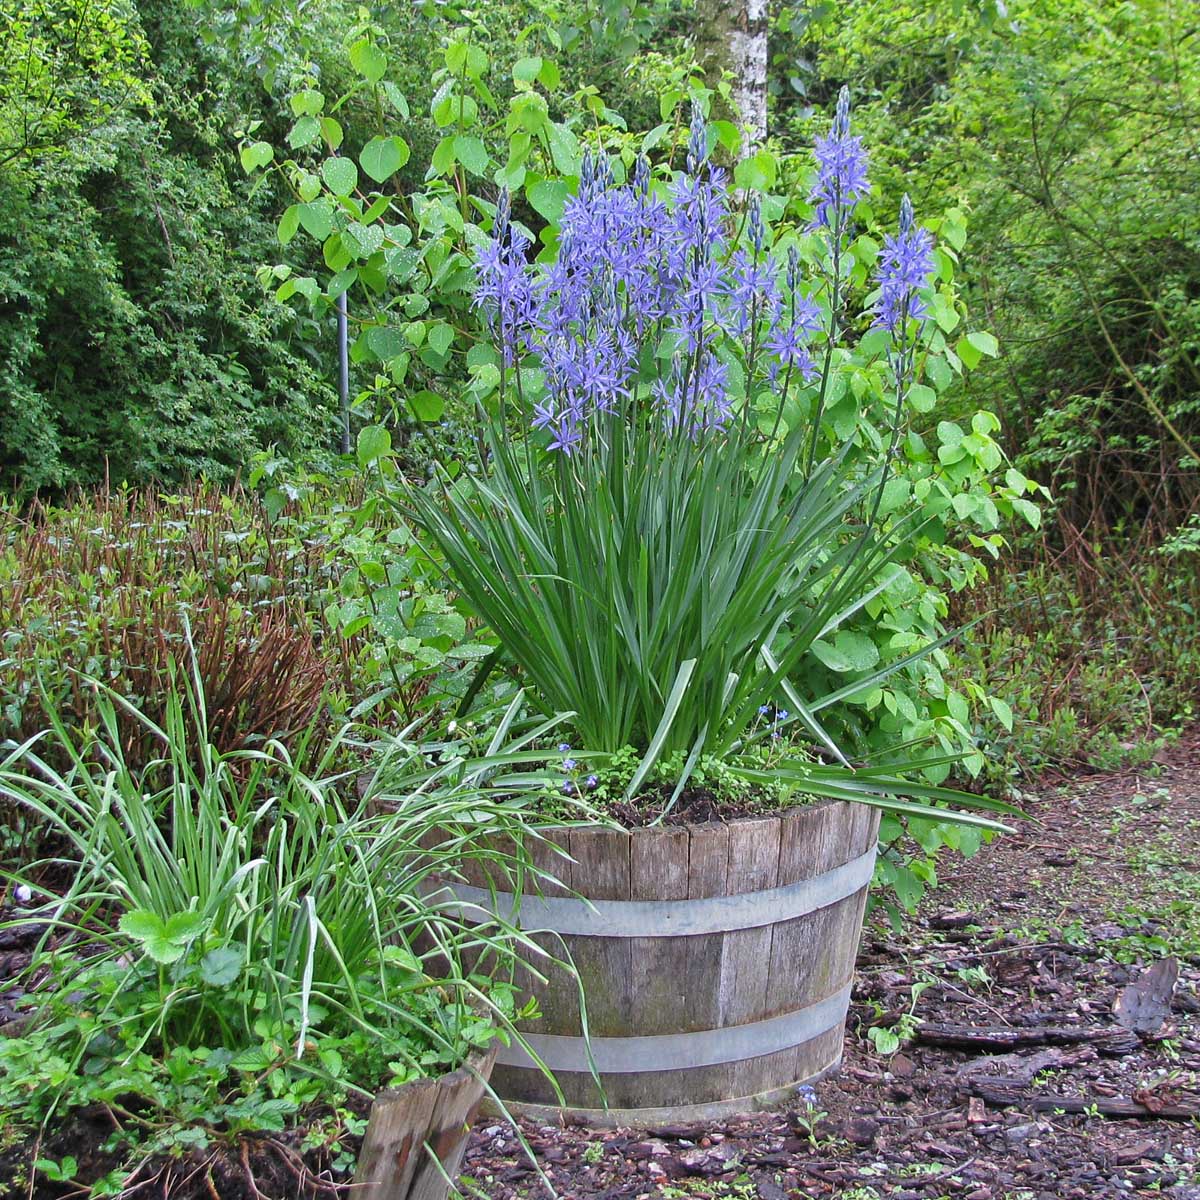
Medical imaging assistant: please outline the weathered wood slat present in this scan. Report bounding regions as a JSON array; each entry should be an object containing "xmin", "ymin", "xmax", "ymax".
[
  {"xmin": 565, "ymin": 827, "xmax": 631, "ymax": 1041},
  {"xmin": 354, "ymin": 1079, "xmax": 440, "ymax": 1200},
  {"xmin": 526, "ymin": 828, "xmax": 575, "ymax": 899},
  {"xmin": 488, "ymin": 829, "xmax": 578, "ymax": 1104},
  {"xmin": 355, "ymin": 1047, "xmax": 497, "ymax": 1200},
  {"xmin": 716, "ymin": 818, "xmax": 781, "ymax": 1101},
  {"xmin": 721, "ymin": 818, "xmax": 782, "ymax": 1024},
  {"xmin": 629, "ymin": 827, "xmax": 690, "ymax": 1037},
  {"xmin": 408, "ymin": 1050, "xmax": 496, "ymax": 1200},
  {"xmin": 514, "ymin": 827, "xmax": 577, "ymax": 1032},
  {"xmin": 684, "ymin": 822, "xmax": 730, "ymax": 1035}
]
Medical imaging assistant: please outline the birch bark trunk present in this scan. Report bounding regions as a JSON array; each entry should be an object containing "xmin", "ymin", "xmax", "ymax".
[{"xmin": 695, "ymin": 0, "xmax": 769, "ymax": 148}]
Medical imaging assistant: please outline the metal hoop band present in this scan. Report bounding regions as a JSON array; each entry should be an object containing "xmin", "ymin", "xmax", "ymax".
[
  {"xmin": 434, "ymin": 848, "xmax": 875, "ymax": 939},
  {"xmin": 497, "ymin": 982, "xmax": 853, "ymax": 1073}
]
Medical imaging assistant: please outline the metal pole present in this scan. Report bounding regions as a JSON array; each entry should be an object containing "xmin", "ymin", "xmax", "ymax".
[{"xmin": 337, "ymin": 289, "xmax": 350, "ymax": 454}]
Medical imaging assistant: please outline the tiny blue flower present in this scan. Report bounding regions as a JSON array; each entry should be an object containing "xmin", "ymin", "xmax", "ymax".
[
  {"xmin": 586, "ymin": 774, "xmax": 599, "ymax": 789},
  {"xmin": 563, "ymin": 758, "xmax": 577, "ymax": 771},
  {"xmin": 561, "ymin": 781, "xmax": 575, "ymax": 795},
  {"xmin": 758, "ymin": 705, "xmax": 771, "ymax": 716},
  {"xmin": 558, "ymin": 743, "xmax": 572, "ymax": 753},
  {"xmin": 776, "ymin": 709, "xmax": 790, "ymax": 721}
]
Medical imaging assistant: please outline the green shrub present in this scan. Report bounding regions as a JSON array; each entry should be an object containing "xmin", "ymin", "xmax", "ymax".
[
  {"xmin": 0, "ymin": 479, "xmax": 499, "ymax": 777},
  {"xmin": 0, "ymin": 2, "xmax": 338, "ymax": 493},
  {"xmin": 0, "ymin": 671, "xmax": 575, "ymax": 1180}
]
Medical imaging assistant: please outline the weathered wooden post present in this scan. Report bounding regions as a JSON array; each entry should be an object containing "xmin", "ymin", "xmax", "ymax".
[{"xmin": 354, "ymin": 1044, "xmax": 498, "ymax": 1200}]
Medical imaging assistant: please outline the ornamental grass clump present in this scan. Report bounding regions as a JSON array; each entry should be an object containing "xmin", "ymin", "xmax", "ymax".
[
  {"xmin": 410, "ymin": 96, "xmax": 1012, "ymax": 829},
  {"xmin": 0, "ymin": 658, "xmax": 581, "ymax": 1137}
]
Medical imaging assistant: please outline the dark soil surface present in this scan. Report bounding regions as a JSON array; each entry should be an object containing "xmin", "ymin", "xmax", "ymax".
[
  {"xmin": 605, "ymin": 783, "xmax": 780, "ymax": 827},
  {"xmin": 461, "ymin": 733, "xmax": 1200, "ymax": 1200}
]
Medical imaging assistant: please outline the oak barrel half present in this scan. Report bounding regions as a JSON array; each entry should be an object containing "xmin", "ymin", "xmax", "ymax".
[{"xmin": 445, "ymin": 800, "xmax": 879, "ymax": 1123}]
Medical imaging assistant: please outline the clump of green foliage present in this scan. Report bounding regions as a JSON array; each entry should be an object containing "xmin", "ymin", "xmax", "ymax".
[
  {"xmin": 0, "ymin": 1, "xmax": 338, "ymax": 492},
  {"xmin": 0, "ymin": 672, "xmax": 570, "ymax": 1193},
  {"xmin": 240, "ymin": 37, "xmax": 1035, "ymax": 911},
  {"xmin": 0, "ymin": 0, "xmax": 150, "ymax": 166}
]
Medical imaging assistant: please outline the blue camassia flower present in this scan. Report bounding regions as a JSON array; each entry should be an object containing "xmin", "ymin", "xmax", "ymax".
[
  {"xmin": 810, "ymin": 86, "xmax": 870, "ymax": 232},
  {"xmin": 472, "ymin": 97, "xmax": 924, "ymax": 453},
  {"xmin": 873, "ymin": 195, "xmax": 935, "ymax": 334},
  {"xmin": 765, "ymin": 295, "xmax": 823, "ymax": 384},
  {"xmin": 473, "ymin": 125, "xmax": 799, "ymax": 449}
]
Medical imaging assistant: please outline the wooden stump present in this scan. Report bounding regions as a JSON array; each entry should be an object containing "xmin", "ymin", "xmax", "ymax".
[
  {"xmin": 353, "ymin": 1044, "xmax": 498, "ymax": 1200},
  {"xmin": 441, "ymin": 801, "xmax": 879, "ymax": 1123}
]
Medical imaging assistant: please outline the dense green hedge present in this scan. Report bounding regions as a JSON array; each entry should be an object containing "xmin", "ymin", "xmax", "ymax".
[
  {"xmin": 0, "ymin": 0, "xmax": 690, "ymax": 494},
  {"xmin": 1, "ymin": 2, "xmax": 337, "ymax": 491}
]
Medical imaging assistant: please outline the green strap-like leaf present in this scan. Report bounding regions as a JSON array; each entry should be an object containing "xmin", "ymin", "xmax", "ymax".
[{"xmin": 624, "ymin": 659, "xmax": 696, "ymax": 802}]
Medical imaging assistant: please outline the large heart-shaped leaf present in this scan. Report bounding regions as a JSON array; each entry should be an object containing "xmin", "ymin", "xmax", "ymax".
[
  {"xmin": 321, "ymin": 156, "xmax": 358, "ymax": 197},
  {"xmin": 360, "ymin": 135, "xmax": 410, "ymax": 183},
  {"xmin": 811, "ymin": 630, "xmax": 881, "ymax": 674}
]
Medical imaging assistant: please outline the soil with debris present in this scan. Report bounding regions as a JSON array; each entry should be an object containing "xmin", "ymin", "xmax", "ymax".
[
  {"xmin": 461, "ymin": 732, "xmax": 1200, "ymax": 1200},
  {"xmin": 604, "ymin": 783, "xmax": 785, "ymax": 827}
]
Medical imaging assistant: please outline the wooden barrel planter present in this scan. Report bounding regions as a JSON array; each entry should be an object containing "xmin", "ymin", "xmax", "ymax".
[
  {"xmin": 443, "ymin": 800, "xmax": 879, "ymax": 1123},
  {"xmin": 353, "ymin": 1044, "xmax": 498, "ymax": 1200}
]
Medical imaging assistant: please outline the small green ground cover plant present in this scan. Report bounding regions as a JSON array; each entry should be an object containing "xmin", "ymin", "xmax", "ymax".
[{"xmin": 0, "ymin": 661, "xmax": 577, "ymax": 1196}]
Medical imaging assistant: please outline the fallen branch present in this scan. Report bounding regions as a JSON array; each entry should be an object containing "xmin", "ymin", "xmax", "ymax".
[
  {"xmin": 969, "ymin": 1077, "xmax": 1200, "ymax": 1119},
  {"xmin": 917, "ymin": 1022, "xmax": 1139, "ymax": 1056},
  {"xmin": 956, "ymin": 1045, "xmax": 1094, "ymax": 1086}
]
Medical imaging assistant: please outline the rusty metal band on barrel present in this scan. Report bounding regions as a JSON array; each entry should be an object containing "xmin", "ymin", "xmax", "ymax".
[
  {"xmin": 495, "ymin": 981, "xmax": 854, "ymax": 1072},
  {"xmin": 431, "ymin": 846, "xmax": 875, "ymax": 938}
]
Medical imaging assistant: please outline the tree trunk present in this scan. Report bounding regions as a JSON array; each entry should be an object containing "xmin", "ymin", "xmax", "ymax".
[{"xmin": 694, "ymin": 0, "xmax": 768, "ymax": 149}]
